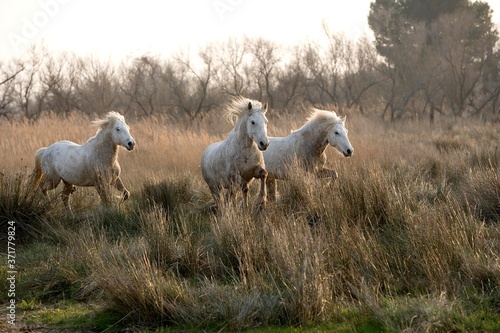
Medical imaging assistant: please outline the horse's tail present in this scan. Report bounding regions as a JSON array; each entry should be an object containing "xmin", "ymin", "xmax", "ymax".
[{"xmin": 29, "ymin": 148, "xmax": 46, "ymax": 195}]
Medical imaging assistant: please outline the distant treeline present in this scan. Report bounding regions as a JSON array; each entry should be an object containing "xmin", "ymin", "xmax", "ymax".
[{"xmin": 1, "ymin": 0, "xmax": 499, "ymax": 122}]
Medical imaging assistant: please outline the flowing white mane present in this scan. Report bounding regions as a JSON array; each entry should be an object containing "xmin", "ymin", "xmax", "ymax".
[
  {"xmin": 92, "ymin": 111, "xmax": 126, "ymax": 129},
  {"xmin": 304, "ymin": 108, "xmax": 343, "ymax": 128},
  {"xmin": 224, "ymin": 97, "xmax": 265, "ymax": 124}
]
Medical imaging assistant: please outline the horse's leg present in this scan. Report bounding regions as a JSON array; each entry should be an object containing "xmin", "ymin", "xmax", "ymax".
[
  {"xmin": 40, "ymin": 176, "xmax": 60, "ymax": 198},
  {"xmin": 225, "ymin": 175, "xmax": 240, "ymax": 207},
  {"xmin": 225, "ymin": 184, "xmax": 238, "ymax": 207},
  {"xmin": 267, "ymin": 178, "xmax": 277, "ymax": 202},
  {"xmin": 209, "ymin": 184, "xmax": 222, "ymax": 207},
  {"xmin": 224, "ymin": 187, "xmax": 231, "ymax": 203},
  {"xmin": 114, "ymin": 177, "xmax": 130, "ymax": 201},
  {"xmin": 254, "ymin": 167, "xmax": 268, "ymax": 209},
  {"xmin": 40, "ymin": 179, "xmax": 50, "ymax": 197},
  {"xmin": 95, "ymin": 182, "xmax": 111, "ymax": 206},
  {"xmin": 241, "ymin": 181, "xmax": 249, "ymax": 208},
  {"xmin": 62, "ymin": 181, "xmax": 75, "ymax": 210}
]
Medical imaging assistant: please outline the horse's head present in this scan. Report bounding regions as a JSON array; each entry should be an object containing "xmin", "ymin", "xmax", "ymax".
[
  {"xmin": 111, "ymin": 116, "xmax": 136, "ymax": 151},
  {"xmin": 328, "ymin": 116, "xmax": 353, "ymax": 157},
  {"xmin": 246, "ymin": 101, "xmax": 270, "ymax": 151}
]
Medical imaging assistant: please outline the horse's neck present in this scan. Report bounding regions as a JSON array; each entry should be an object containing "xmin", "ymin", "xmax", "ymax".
[
  {"xmin": 88, "ymin": 130, "xmax": 118, "ymax": 164},
  {"xmin": 232, "ymin": 118, "xmax": 254, "ymax": 148},
  {"xmin": 297, "ymin": 122, "xmax": 329, "ymax": 155}
]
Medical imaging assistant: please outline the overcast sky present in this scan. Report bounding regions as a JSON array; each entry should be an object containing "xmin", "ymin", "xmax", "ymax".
[{"xmin": 1, "ymin": 0, "xmax": 499, "ymax": 61}]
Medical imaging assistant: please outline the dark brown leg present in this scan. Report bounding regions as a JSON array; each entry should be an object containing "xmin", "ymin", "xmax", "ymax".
[
  {"xmin": 241, "ymin": 181, "xmax": 249, "ymax": 208},
  {"xmin": 267, "ymin": 178, "xmax": 277, "ymax": 202},
  {"xmin": 95, "ymin": 182, "xmax": 111, "ymax": 206},
  {"xmin": 255, "ymin": 167, "xmax": 268, "ymax": 209},
  {"xmin": 114, "ymin": 177, "xmax": 130, "ymax": 201},
  {"xmin": 62, "ymin": 181, "xmax": 75, "ymax": 210}
]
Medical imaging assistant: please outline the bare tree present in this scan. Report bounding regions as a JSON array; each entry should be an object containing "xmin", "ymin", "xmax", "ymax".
[
  {"xmin": 211, "ymin": 37, "xmax": 249, "ymax": 98},
  {"xmin": 342, "ymin": 37, "xmax": 384, "ymax": 114},
  {"xmin": 246, "ymin": 37, "xmax": 280, "ymax": 108},
  {"xmin": 77, "ymin": 56, "xmax": 119, "ymax": 116},
  {"xmin": 13, "ymin": 45, "xmax": 48, "ymax": 120},
  {"xmin": 40, "ymin": 52, "xmax": 81, "ymax": 115},
  {"xmin": 166, "ymin": 47, "xmax": 220, "ymax": 121},
  {"xmin": 299, "ymin": 27, "xmax": 349, "ymax": 107},
  {"xmin": 119, "ymin": 55, "xmax": 162, "ymax": 117},
  {"xmin": 0, "ymin": 60, "xmax": 24, "ymax": 118},
  {"xmin": 274, "ymin": 46, "xmax": 303, "ymax": 110}
]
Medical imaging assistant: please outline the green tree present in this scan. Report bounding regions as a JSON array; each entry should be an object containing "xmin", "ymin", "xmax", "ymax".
[
  {"xmin": 369, "ymin": 0, "xmax": 499, "ymax": 120},
  {"xmin": 401, "ymin": 0, "xmax": 467, "ymax": 23}
]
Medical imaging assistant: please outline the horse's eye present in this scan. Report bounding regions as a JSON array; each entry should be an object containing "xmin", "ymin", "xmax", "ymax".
[
  {"xmin": 251, "ymin": 121, "xmax": 255, "ymax": 125},
  {"xmin": 334, "ymin": 131, "xmax": 340, "ymax": 136},
  {"xmin": 116, "ymin": 128, "xmax": 120, "ymax": 132}
]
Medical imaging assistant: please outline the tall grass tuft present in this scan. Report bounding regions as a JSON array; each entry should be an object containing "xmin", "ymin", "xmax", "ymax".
[
  {"xmin": 463, "ymin": 170, "xmax": 500, "ymax": 223},
  {"xmin": 142, "ymin": 177, "xmax": 195, "ymax": 214},
  {"xmin": 77, "ymin": 230, "xmax": 192, "ymax": 325},
  {"xmin": 0, "ymin": 173, "xmax": 53, "ymax": 243}
]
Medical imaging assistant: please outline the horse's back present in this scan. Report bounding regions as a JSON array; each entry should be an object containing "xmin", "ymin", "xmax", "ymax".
[
  {"xmin": 201, "ymin": 141, "xmax": 225, "ymax": 183},
  {"xmin": 42, "ymin": 140, "xmax": 82, "ymax": 164},
  {"xmin": 35, "ymin": 147, "xmax": 46, "ymax": 162},
  {"xmin": 40, "ymin": 140, "xmax": 92, "ymax": 185},
  {"xmin": 263, "ymin": 135, "xmax": 297, "ymax": 179},
  {"xmin": 53, "ymin": 140, "xmax": 80, "ymax": 148},
  {"xmin": 264, "ymin": 131, "xmax": 326, "ymax": 180}
]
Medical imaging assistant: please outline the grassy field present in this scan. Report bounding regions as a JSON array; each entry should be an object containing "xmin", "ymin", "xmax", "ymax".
[{"xmin": 0, "ymin": 110, "xmax": 499, "ymax": 332}]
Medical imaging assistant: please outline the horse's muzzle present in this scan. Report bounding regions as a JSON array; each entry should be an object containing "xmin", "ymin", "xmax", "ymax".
[
  {"xmin": 344, "ymin": 148, "xmax": 353, "ymax": 157},
  {"xmin": 127, "ymin": 141, "xmax": 136, "ymax": 151},
  {"xmin": 259, "ymin": 141, "xmax": 270, "ymax": 151}
]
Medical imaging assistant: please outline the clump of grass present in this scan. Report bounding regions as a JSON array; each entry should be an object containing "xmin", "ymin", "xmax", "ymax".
[
  {"xmin": 176, "ymin": 279, "xmax": 285, "ymax": 331},
  {"xmin": 139, "ymin": 204, "xmax": 207, "ymax": 277},
  {"xmin": 21, "ymin": 301, "xmax": 124, "ymax": 332},
  {"xmin": 89, "ymin": 205, "xmax": 142, "ymax": 239},
  {"xmin": 380, "ymin": 293, "xmax": 459, "ymax": 332},
  {"xmin": 0, "ymin": 173, "xmax": 53, "ymax": 243},
  {"xmin": 434, "ymin": 136, "xmax": 469, "ymax": 153},
  {"xmin": 142, "ymin": 177, "xmax": 196, "ymax": 214},
  {"xmin": 139, "ymin": 205, "xmax": 178, "ymax": 268},
  {"xmin": 277, "ymin": 170, "xmax": 315, "ymax": 213},
  {"xmin": 462, "ymin": 170, "xmax": 500, "ymax": 223},
  {"xmin": 74, "ymin": 224, "xmax": 192, "ymax": 325},
  {"xmin": 324, "ymin": 162, "xmax": 406, "ymax": 228},
  {"xmin": 0, "ymin": 240, "xmax": 85, "ymax": 306}
]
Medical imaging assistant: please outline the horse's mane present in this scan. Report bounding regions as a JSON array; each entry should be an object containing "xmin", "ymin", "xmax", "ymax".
[
  {"xmin": 92, "ymin": 111, "xmax": 126, "ymax": 129},
  {"xmin": 224, "ymin": 97, "xmax": 265, "ymax": 124},
  {"xmin": 304, "ymin": 108, "xmax": 343, "ymax": 128}
]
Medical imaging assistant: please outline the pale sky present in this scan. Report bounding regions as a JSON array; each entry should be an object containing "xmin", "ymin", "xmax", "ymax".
[{"xmin": 1, "ymin": 0, "xmax": 500, "ymax": 61}]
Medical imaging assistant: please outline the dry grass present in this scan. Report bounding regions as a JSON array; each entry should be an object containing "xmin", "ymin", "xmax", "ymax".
[{"xmin": 1, "ymin": 111, "xmax": 499, "ymax": 331}]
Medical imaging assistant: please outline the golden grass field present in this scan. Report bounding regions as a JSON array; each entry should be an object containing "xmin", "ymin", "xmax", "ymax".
[
  {"xmin": 0, "ymin": 109, "xmax": 499, "ymax": 332},
  {"xmin": 2, "ymin": 109, "xmax": 480, "ymax": 191}
]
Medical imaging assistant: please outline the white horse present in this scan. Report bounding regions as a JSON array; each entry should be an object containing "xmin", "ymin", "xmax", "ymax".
[
  {"xmin": 263, "ymin": 108, "xmax": 353, "ymax": 201},
  {"xmin": 32, "ymin": 111, "xmax": 136, "ymax": 209},
  {"xmin": 201, "ymin": 98, "xmax": 270, "ymax": 209}
]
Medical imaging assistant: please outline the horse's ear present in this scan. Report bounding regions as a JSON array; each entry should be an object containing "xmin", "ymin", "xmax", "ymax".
[
  {"xmin": 341, "ymin": 115, "xmax": 347, "ymax": 123},
  {"xmin": 248, "ymin": 102, "xmax": 252, "ymax": 110},
  {"xmin": 263, "ymin": 102, "xmax": 268, "ymax": 112}
]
